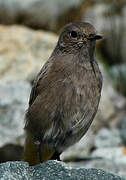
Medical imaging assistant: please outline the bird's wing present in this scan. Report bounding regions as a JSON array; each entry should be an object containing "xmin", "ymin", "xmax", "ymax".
[
  {"xmin": 29, "ymin": 60, "xmax": 51, "ymax": 106},
  {"xmin": 25, "ymin": 55, "xmax": 74, "ymax": 137}
]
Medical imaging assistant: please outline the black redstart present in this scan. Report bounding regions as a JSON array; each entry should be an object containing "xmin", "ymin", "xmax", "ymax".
[{"xmin": 23, "ymin": 22, "xmax": 102, "ymax": 165}]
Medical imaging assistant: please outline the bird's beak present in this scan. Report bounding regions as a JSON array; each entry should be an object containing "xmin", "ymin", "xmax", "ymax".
[
  {"xmin": 94, "ymin": 35, "xmax": 103, "ymax": 40},
  {"xmin": 87, "ymin": 34, "xmax": 103, "ymax": 41}
]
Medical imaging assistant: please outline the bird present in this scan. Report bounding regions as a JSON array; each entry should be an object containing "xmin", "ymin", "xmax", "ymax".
[{"xmin": 23, "ymin": 22, "xmax": 103, "ymax": 166}]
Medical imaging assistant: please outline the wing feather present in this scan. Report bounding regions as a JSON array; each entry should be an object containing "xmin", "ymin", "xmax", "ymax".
[{"xmin": 29, "ymin": 60, "xmax": 51, "ymax": 106}]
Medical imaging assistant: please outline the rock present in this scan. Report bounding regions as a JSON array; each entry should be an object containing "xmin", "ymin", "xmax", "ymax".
[
  {"xmin": 68, "ymin": 159, "xmax": 126, "ymax": 178},
  {"xmin": 110, "ymin": 64, "xmax": 126, "ymax": 96},
  {"xmin": 0, "ymin": 0, "xmax": 85, "ymax": 32},
  {"xmin": 0, "ymin": 25, "xmax": 57, "ymax": 82},
  {"xmin": 0, "ymin": 81, "xmax": 31, "ymax": 147},
  {"xmin": 61, "ymin": 130, "xmax": 95, "ymax": 161},
  {"xmin": 120, "ymin": 118, "xmax": 126, "ymax": 145},
  {"xmin": 84, "ymin": 159, "xmax": 126, "ymax": 179},
  {"xmin": 0, "ymin": 161, "xmax": 124, "ymax": 180},
  {"xmin": 95, "ymin": 128, "xmax": 123, "ymax": 148},
  {"xmin": 92, "ymin": 147, "xmax": 126, "ymax": 165}
]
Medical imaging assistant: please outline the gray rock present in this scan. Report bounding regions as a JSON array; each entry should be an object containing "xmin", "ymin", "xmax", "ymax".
[
  {"xmin": 0, "ymin": 0, "xmax": 85, "ymax": 32},
  {"xmin": 92, "ymin": 147, "xmax": 126, "ymax": 165},
  {"xmin": 68, "ymin": 159, "xmax": 126, "ymax": 178},
  {"xmin": 120, "ymin": 118, "xmax": 126, "ymax": 145},
  {"xmin": 0, "ymin": 81, "xmax": 31, "ymax": 147},
  {"xmin": 0, "ymin": 161, "xmax": 125, "ymax": 180},
  {"xmin": 84, "ymin": 159, "xmax": 126, "ymax": 179},
  {"xmin": 110, "ymin": 64, "xmax": 126, "ymax": 99},
  {"xmin": 95, "ymin": 128, "xmax": 123, "ymax": 148}
]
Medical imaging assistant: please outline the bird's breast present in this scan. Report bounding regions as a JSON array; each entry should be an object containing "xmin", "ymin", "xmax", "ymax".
[{"xmin": 63, "ymin": 61, "xmax": 102, "ymax": 128}]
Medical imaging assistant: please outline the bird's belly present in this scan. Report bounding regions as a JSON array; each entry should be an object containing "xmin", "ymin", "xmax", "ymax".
[
  {"xmin": 56, "ymin": 85, "xmax": 100, "ymax": 152},
  {"xmin": 57, "ymin": 110, "xmax": 96, "ymax": 152}
]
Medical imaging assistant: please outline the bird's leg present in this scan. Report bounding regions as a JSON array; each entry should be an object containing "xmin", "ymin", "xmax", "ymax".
[
  {"xmin": 35, "ymin": 140, "xmax": 42, "ymax": 163},
  {"xmin": 51, "ymin": 151, "xmax": 61, "ymax": 161}
]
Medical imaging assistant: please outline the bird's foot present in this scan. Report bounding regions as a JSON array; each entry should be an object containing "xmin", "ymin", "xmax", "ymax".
[{"xmin": 34, "ymin": 140, "xmax": 42, "ymax": 163}]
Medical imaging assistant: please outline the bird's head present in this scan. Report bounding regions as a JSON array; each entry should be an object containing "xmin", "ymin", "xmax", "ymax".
[{"xmin": 57, "ymin": 22, "xmax": 102, "ymax": 56}]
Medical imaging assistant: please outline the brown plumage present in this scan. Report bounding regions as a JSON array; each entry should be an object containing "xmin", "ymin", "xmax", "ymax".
[{"xmin": 23, "ymin": 22, "xmax": 103, "ymax": 165}]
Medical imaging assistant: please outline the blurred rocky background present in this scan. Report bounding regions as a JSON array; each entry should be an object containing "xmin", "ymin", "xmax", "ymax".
[{"xmin": 0, "ymin": 0, "xmax": 126, "ymax": 178}]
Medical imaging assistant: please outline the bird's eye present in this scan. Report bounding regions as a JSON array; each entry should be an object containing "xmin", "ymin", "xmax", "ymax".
[
  {"xmin": 70, "ymin": 31, "xmax": 78, "ymax": 38},
  {"xmin": 89, "ymin": 34, "xmax": 95, "ymax": 38},
  {"xmin": 89, "ymin": 33, "xmax": 94, "ymax": 37}
]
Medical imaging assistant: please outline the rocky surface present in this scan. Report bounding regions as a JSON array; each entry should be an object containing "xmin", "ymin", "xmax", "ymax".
[
  {"xmin": 0, "ymin": 25, "xmax": 57, "ymax": 82},
  {"xmin": 0, "ymin": 81, "xmax": 31, "ymax": 147},
  {"xmin": 0, "ymin": 161, "xmax": 125, "ymax": 180},
  {"xmin": 68, "ymin": 159, "xmax": 126, "ymax": 178},
  {"xmin": 0, "ymin": 0, "xmax": 85, "ymax": 32}
]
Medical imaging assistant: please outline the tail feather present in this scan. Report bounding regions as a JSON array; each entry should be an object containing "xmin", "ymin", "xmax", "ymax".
[{"xmin": 23, "ymin": 132, "xmax": 55, "ymax": 166}]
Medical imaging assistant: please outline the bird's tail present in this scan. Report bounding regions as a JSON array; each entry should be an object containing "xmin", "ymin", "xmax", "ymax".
[{"xmin": 23, "ymin": 132, "xmax": 55, "ymax": 166}]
